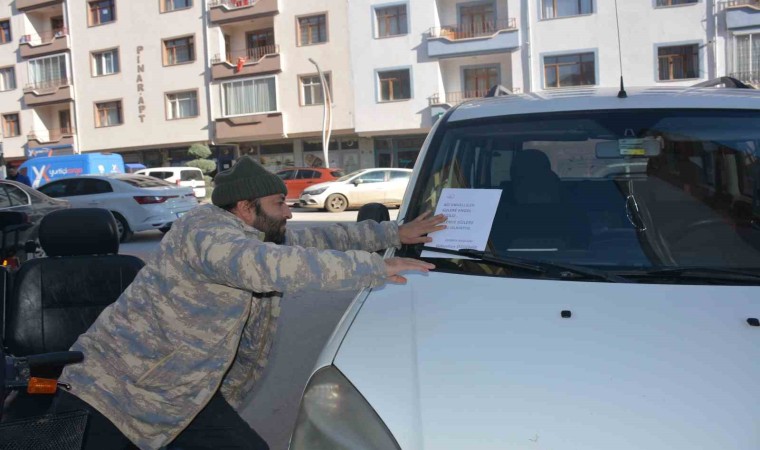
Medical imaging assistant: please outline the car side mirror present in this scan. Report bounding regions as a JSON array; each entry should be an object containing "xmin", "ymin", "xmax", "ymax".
[
  {"xmin": 352, "ymin": 179, "xmax": 364, "ymax": 186},
  {"xmin": 357, "ymin": 203, "xmax": 390, "ymax": 223}
]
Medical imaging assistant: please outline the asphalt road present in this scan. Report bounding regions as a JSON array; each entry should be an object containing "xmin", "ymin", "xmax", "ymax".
[{"xmin": 120, "ymin": 207, "xmax": 399, "ymax": 450}]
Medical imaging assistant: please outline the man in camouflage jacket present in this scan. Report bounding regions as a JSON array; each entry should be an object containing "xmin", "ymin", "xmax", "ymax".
[{"xmin": 55, "ymin": 156, "xmax": 444, "ymax": 449}]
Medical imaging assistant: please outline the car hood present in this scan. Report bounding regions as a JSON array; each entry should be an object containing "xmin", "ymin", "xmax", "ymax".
[
  {"xmin": 334, "ymin": 273, "xmax": 759, "ymax": 450},
  {"xmin": 303, "ymin": 181, "xmax": 338, "ymax": 192}
]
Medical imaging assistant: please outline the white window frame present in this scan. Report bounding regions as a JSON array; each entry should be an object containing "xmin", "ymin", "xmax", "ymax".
[
  {"xmin": 92, "ymin": 48, "xmax": 119, "ymax": 77},
  {"xmin": 166, "ymin": 90, "xmax": 199, "ymax": 120},
  {"xmin": 541, "ymin": 0, "xmax": 594, "ymax": 20},
  {"xmin": 28, "ymin": 53, "xmax": 70, "ymax": 88},
  {"xmin": 732, "ymin": 31, "xmax": 760, "ymax": 76},
  {"xmin": 221, "ymin": 75, "xmax": 278, "ymax": 118},
  {"xmin": 0, "ymin": 67, "xmax": 16, "ymax": 91},
  {"xmin": 162, "ymin": 0, "xmax": 192, "ymax": 12},
  {"xmin": 300, "ymin": 73, "xmax": 331, "ymax": 106}
]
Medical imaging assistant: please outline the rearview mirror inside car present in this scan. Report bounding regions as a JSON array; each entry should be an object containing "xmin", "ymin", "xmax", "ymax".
[
  {"xmin": 596, "ymin": 138, "xmax": 662, "ymax": 159},
  {"xmin": 352, "ymin": 179, "xmax": 364, "ymax": 186}
]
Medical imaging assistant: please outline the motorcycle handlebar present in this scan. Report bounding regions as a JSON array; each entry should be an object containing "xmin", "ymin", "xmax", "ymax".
[{"xmin": 25, "ymin": 351, "xmax": 84, "ymax": 368}]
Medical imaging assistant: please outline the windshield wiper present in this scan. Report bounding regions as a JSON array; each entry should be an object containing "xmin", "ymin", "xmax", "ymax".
[
  {"xmin": 624, "ymin": 267, "xmax": 760, "ymax": 284},
  {"xmin": 420, "ymin": 246, "xmax": 626, "ymax": 283}
]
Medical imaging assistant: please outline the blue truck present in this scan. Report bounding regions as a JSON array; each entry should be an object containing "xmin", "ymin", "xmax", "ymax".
[{"xmin": 19, "ymin": 153, "xmax": 125, "ymax": 188}]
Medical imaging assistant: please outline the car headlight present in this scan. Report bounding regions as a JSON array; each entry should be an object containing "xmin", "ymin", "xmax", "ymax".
[
  {"xmin": 304, "ymin": 187, "xmax": 328, "ymax": 196},
  {"xmin": 289, "ymin": 366, "xmax": 400, "ymax": 450}
]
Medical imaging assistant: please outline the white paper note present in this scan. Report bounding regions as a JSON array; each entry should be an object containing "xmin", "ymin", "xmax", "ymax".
[{"xmin": 421, "ymin": 188, "xmax": 502, "ymax": 258}]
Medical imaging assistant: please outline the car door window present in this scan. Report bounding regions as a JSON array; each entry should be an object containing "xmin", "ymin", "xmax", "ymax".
[
  {"xmin": 81, "ymin": 179, "xmax": 113, "ymax": 195},
  {"xmin": 38, "ymin": 180, "xmax": 70, "ymax": 198},
  {"xmin": 6, "ymin": 185, "xmax": 30, "ymax": 206},
  {"xmin": 389, "ymin": 170, "xmax": 410, "ymax": 181},
  {"xmin": 297, "ymin": 170, "xmax": 320, "ymax": 179},
  {"xmin": 356, "ymin": 171, "xmax": 386, "ymax": 183},
  {"xmin": 277, "ymin": 170, "xmax": 297, "ymax": 180},
  {"xmin": 181, "ymin": 170, "xmax": 203, "ymax": 181},
  {"xmin": 149, "ymin": 171, "xmax": 173, "ymax": 180},
  {"xmin": 0, "ymin": 186, "xmax": 12, "ymax": 209}
]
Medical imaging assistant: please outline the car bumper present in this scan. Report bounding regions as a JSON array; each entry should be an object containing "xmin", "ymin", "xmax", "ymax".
[
  {"xmin": 133, "ymin": 203, "xmax": 197, "ymax": 231},
  {"xmin": 298, "ymin": 193, "xmax": 327, "ymax": 208}
]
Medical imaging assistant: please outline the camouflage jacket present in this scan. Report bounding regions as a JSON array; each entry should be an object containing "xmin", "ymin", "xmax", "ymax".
[{"xmin": 60, "ymin": 204, "xmax": 399, "ymax": 449}]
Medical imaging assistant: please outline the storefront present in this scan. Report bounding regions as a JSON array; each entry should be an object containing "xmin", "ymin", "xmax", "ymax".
[
  {"xmin": 374, "ymin": 135, "xmax": 427, "ymax": 168},
  {"xmin": 303, "ymin": 139, "xmax": 361, "ymax": 173}
]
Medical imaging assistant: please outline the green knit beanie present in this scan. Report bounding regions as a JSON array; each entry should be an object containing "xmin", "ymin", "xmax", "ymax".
[{"xmin": 211, "ymin": 156, "xmax": 287, "ymax": 207}]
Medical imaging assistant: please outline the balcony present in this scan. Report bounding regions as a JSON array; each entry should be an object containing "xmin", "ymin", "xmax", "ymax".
[
  {"xmin": 729, "ymin": 71, "xmax": 760, "ymax": 88},
  {"xmin": 428, "ymin": 90, "xmax": 490, "ymax": 106},
  {"xmin": 427, "ymin": 19, "xmax": 519, "ymax": 58},
  {"xmin": 23, "ymin": 78, "xmax": 73, "ymax": 106},
  {"xmin": 208, "ymin": 0, "xmax": 278, "ymax": 24},
  {"xmin": 726, "ymin": 0, "xmax": 760, "ymax": 28},
  {"xmin": 211, "ymin": 45, "xmax": 281, "ymax": 80},
  {"xmin": 214, "ymin": 112, "xmax": 284, "ymax": 142},
  {"xmin": 19, "ymin": 28, "xmax": 69, "ymax": 59},
  {"xmin": 27, "ymin": 127, "xmax": 76, "ymax": 148},
  {"xmin": 16, "ymin": 0, "xmax": 63, "ymax": 12}
]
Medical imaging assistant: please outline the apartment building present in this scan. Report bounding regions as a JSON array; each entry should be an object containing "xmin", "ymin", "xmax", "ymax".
[{"xmin": 0, "ymin": 0, "xmax": 757, "ymax": 172}]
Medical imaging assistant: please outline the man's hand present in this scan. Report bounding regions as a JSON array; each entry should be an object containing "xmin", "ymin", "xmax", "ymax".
[
  {"xmin": 384, "ymin": 257, "xmax": 435, "ymax": 284},
  {"xmin": 398, "ymin": 211, "xmax": 447, "ymax": 245}
]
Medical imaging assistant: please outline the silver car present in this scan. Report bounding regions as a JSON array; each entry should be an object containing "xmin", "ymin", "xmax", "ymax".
[{"xmin": 298, "ymin": 168, "xmax": 412, "ymax": 212}]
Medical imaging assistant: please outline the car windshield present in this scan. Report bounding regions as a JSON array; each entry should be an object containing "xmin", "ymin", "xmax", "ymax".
[
  {"xmin": 407, "ymin": 109, "xmax": 760, "ymax": 275},
  {"xmin": 115, "ymin": 175, "xmax": 176, "ymax": 188},
  {"xmin": 336, "ymin": 169, "xmax": 366, "ymax": 182}
]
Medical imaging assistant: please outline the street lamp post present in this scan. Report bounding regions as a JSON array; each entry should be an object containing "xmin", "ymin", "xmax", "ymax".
[{"xmin": 308, "ymin": 58, "xmax": 332, "ymax": 168}]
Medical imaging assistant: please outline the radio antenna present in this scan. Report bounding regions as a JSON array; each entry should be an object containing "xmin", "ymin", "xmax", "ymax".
[{"xmin": 614, "ymin": 0, "xmax": 627, "ymax": 99}]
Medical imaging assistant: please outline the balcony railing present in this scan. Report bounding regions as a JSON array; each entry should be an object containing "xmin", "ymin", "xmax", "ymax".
[
  {"xmin": 428, "ymin": 90, "xmax": 492, "ymax": 106},
  {"xmin": 28, "ymin": 127, "xmax": 76, "ymax": 142},
  {"xmin": 211, "ymin": 44, "xmax": 279, "ymax": 64},
  {"xmin": 19, "ymin": 27, "xmax": 67, "ymax": 46},
  {"xmin": 428, "ymin": 19, "xmax": 517, "ymax": 40},
  {"xmin": 208, "ymin": 0, "xmax": 257, "ymax": 9},
  {"xmin": 727, "ymin": 0, "xmax": 760, "ymax": 7},
  {"xmin": 729, "ymin": 70, "xmax": 760, "ymax": 86},
  {"xmin": 23, "ymin": 77, "xmax": 70, "ymax": 92}
]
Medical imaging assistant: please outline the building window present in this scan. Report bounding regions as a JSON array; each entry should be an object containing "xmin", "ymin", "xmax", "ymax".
[
  {"xmin": 378, "ymin": 69, "xmax": 411, "ymax": 102},
  {"xmin": 300, "ymin": 74, "xmax": 331, "ymax": 106},
  {"xmin": 89, "ymin": 0, "xmax": 116, "ymax": 26},
  {"xmin": 459, "ymin": 3, "xmax": 496, "ymax": 35},
  {"xmin": 222, "ymin": 77, "xmax": 277, "ymax": 116},
  {"xmin": 0, "ymin": 67, "xmax": 15, "ymax": 91},
  {"xmin": 28, "ymin": 54, "xmax": 68, "ymax": 89},
  {"xmin": 298, "ymin": 14, "xmax": 327, "ymax": 46},
  {"xmin": 2, "ymin": 113, "xmax": 19, "ymax": 137},
  {"xmin": 92, "ymin": 49, "xmax": 119, "ymax": 76},
  {"xmin": 376, "ymin": 5, "xmax": 408, "ymax": 37},
  {"xmin": 163, "ymin": 36, "xmax": 195, "ymax": 65},
  {"xmin": 735, "ymin": 33, "xmax": 760, "ymax": 78},
  {"xmin": 95, "ymin": 101, "xmax": 122, "ymax": 127},
  {"xmin": 463, "ymin": 66, "xmax": 500, "ymax": 98},
  {"xmin": 162, "ymin": 0, "xmax": 191, "ymax": 12},
  {"xmin": 658, "ymin": 44, "xmax": 699, "ymax": 80},
  {"xmin": 544, "ymin": 52, "xmax": 596, "ymax": 88},
  {"xmin": 656, "ymin": 0, "xmax": 698, "ymax": 6},
  {"xmin": 542, "ymin": 0, "xmax": 592, "ymax": 19},
  {"xmin": 0, "ymin": 20, "xmax": 11, "ymax": 44},
  {"xmin": 166, "ymin": 90, "xmax": 198, "ymax": 119}
]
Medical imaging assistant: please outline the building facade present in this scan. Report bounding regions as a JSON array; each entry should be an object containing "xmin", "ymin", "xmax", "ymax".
[{"xmin": 0, "ymin": 0, "xmax": 758, "ymax": 172}]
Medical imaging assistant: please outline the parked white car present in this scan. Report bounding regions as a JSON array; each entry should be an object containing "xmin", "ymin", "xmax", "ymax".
[
  {"xmin": 38, "ymin": 174, "xmax": 198, "ymax": 242},
  {"xmin": 289, "ymin": 87, "xmax": 760, "ymax": 450},
  {"xmin": 298, "ymin": 168, "xmax": 412, "ymax": 212},
  {"xmin": 135, "ymin": 166, "xmax": 207, "ymax": 198}
]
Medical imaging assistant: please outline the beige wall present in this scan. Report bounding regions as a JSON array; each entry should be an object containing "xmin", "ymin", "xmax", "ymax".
[
  {"xmin": 68, "ymin": 0, "xmax": 210, "ymax": 153},
  {"xmin": 276, "ymin": 0, "xmax": 354, "ymax": 137},
  {"xmin": 0, "ymin": 1, "xmax": 27, "ymax": 159}
]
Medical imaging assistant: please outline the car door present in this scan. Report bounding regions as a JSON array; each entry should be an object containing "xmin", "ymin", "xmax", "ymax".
[
  {"xmin": 71, "ymin": 178, "xmax": 114, "ymax": 209},
  {"xmin": 386, "ymin": 170, "xmax": 412, "ymax": 204},
  {"xmin": 294, "ymin": 169, "xmax": 322, "ymax": 198},
  {"xmin": 277, "ymin": 169, "xmax": 299, "ymax": 199},
  {"xmin": 348, "ymin": 170, "xmax": 387, "ymax": 205}
]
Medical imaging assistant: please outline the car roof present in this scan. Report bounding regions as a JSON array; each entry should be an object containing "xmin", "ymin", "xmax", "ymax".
[
  {"xmin": 277, "ymin": 167, "xmax": 343, "ymax": 171},
  {"xmin": 137, "ymin": 166, "xmax": 202, "ymax": 171},
  {"xmin": 447, "ymin": 86, "xmax": 760, "ymax": 123}
]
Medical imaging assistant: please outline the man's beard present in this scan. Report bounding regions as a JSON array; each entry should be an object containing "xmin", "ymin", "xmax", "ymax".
[{"xmin": 253, "ymin": 204, "xmax": 287, "ymax": 244}]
